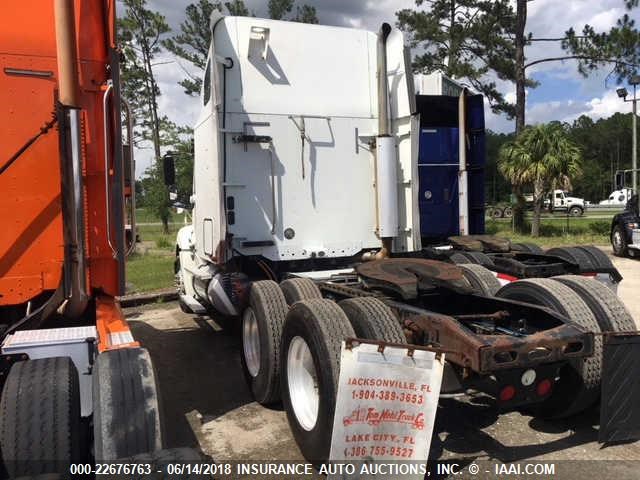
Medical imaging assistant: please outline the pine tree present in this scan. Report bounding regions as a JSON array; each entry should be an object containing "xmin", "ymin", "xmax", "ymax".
[
  {"xmin": 164, "ymin": 0, "xmax": 319, "ymax": 97},
  {"xmin": 562, "ymin": 2, "xmax": 640, "ymax": 84},
  {"xmin": 119, "ymin": 0, "xmax": 171, "ymax": 232},
  {"xmin": 397, "ymin": 0, "xmax": 518, "ymax": 117},
  {"xmin": 225, "ymin": 0, "xmax": 249, "ymax": 16},
  {"xmin": 162, "ymin": 0, "xmax": 218, "ymax": 95}
]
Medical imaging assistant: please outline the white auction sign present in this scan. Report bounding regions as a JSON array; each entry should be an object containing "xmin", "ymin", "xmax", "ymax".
[{"xmin": 328, "ymin": 342, "xmax": 444, "ymax": 479}]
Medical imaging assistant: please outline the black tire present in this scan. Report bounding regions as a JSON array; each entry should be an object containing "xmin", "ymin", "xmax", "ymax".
[
  {"xmin": 449, "ymin": 251, "xmax": 493, "ymax": 266},
  {"xmin": 568, "ymin": 206, "xmax": 583, "ymax": 216},
  {"xmin": 554, "ymin": 275, "xmax": 636, "ymax": 333},
  {"xmin": 491, "ymin": 207, "xmax": 504, "ymax": 219},
  {"xmin": 449, "ymin": 252, "xmax": 471, "ymax": 264},
  {"xmin": 465, "ymin": 251, "xmax": 494, "ymax": 267},
  {"xmin": 240, "ymin": 280, "xmax": 288, "ymax": 405},
  {"xmin": 0, "ymin": 357, "xmax": 82, "ymax": 477},
  {"xmin": 280, "ymin": 299, "xmax": 355, "ymax": 464},
  {"xmin": 105, "ymin": 448, "xmax": 214, "ymax": 479},
  {"xmin": 93, "ymin": 348, "xmax": 163, "ymax": 462},
  {"xmin": 458, "ymin": 264, "xmax": 501, "ymax": 296},
  {"xmin": 496, "ymin": 278, "xmax": 601, "ymax": 418},
  {"xmin": 611, "ymin": 224, "xmax": 628, "ymax": 257},
  {"xmin": 503, "ymin": 206, "xmax": 513, "ymax": 218},
  {"xmin": 511, "ymin": 242, "xmax": 544, "ymax": 254},
  {"xmin": 574, "ymin": 246, "xmax": 614, "ymax": 270},
  {"xmin": 280, "ymin": 278, "xmax": 322, "ymax": 305},
  {"xmin": 338, "ymin": 297, "xmax": 405, "ymax": 343},
  {"xmin": 546, "ymin": 246, "xmax": 596, "ymax": 271}
]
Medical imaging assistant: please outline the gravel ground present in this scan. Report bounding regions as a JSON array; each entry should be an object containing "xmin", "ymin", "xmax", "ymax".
[{"xmin": 126, "ymin": 249, "xmax": 640, "ymax": 479}]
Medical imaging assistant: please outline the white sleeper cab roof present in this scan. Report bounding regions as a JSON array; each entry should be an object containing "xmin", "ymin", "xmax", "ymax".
[{"xmin": 192, "ymin": 16, "xmax": 420, "ymax": 264}]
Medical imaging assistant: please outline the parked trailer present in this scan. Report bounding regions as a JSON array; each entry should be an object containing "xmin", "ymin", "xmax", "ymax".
[
  {"xmin": 172, "ymin": 15, "xmax": 640, "ymax": 464},
  {"xmin": 0, "ymin": 1, "xmax": 207, "ymax": 477}
]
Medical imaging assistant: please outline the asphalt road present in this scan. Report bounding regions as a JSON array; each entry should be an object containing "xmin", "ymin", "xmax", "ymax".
[{"xmin": 126, "ymin": 248, "xmax": 640, "ymax": 479}]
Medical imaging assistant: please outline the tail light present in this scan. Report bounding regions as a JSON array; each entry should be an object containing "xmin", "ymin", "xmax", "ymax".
[
  {"xmin": 536, "ymin": 379, "xmax": 553, "ymax": 397},
  {"xmin": 499, "ymin": 385, "xmax": 516, "ymax": 402}
]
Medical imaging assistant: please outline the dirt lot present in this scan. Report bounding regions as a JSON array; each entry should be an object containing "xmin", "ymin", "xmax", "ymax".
[{"xmin": 127, "ymin": 249, "xmax": 640, "ymax": 478}]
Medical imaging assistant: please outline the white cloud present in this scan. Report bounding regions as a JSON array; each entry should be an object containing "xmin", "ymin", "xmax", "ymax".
[
  {"xmin": 582, "ymin": 89, "xmax": 627, "ymax": 120},
  {"xmin": 487, "ymin": 88, "xmax": 627, "ymax": 133},
  {"xmin": 534, "ymin": 89, "xmax": 625, "ymax": 125}
]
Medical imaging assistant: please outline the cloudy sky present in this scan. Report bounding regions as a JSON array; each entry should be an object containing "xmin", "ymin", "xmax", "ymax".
[{"xmin": 133, "ymin": 0, "xmax": 640, "ymax": 175}]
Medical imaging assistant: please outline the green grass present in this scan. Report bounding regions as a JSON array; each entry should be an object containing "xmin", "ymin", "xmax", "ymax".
[
  {"xmin": 126, "ymin": 212, "xmax": 182, "ymax": 292},
  {"xmin": 136, "ymin": 224, "xmax": 178, "ymax": 253},
  {"xmin": 134, "ymin": 208, "xmax": 188, "ymax": 224},
  {"xmin": 485, "ymin": 216, "xmax": 611, "ymax": 248},
  {"xmin": 126, "ymin": 254, "xmax": 175, "ymax": 293}
]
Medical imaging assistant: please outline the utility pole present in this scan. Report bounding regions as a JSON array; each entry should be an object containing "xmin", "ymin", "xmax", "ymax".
[
  {"xmin": 616, "ymin": 74, "xmax": 640, "ymax": 212},
  {"xmin": 633, "ymin": 83, "xmax": 637, "ymax": 197}
]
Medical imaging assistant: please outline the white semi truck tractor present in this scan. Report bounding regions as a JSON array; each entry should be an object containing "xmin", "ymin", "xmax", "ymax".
[{"xmin": 170, "ymin": 14, "xmax": 640, "ymax": 464}]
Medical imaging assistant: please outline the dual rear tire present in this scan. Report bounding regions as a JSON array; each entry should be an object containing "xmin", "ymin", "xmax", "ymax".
[
  {"xmin": 93, "ymin": 348, "xmax": 164, "ymax": 461},
  {"xmin": 496, "ymin": 278, "xmax": 601, "ymax": 418},
  {"xmin": 449, "ymin": 251, "xmax": 494, "ymax": 267},
  {"xmin": 511, "ymin": 242, "xmax": 544, "ymax": 254},
  {"xmin": 546, "ymin": 246, "xmax": 596, "ymax": 271},
  {"xmin": 0, "ymin": 348, "xmax": 165, "ymax": 477},
  {"xmin": 280, "ymin": 299, "xmax": 355, "ymax": 463},
  {"xmin": 240, "ymin": 279, "xmax": 406, "ymax": 463},
  {"xmin": 280, "ymin": 296, "xmax": 405, "ymax": 463},
  {"xmin": 240, "ymin": 278, "xmax": 323, "ymax": 406},
  {"xmin": 457, "ymin": 264, "xmax": 501, "ymax": 296},
  {"xmin": 241, "ymin": 280, "xmax": 289, "ymax": 405},
  {"xmin": 497, "ymin": 276, "xmax": 634, "ymax": 418},
  {"xmin": 0, "ymin": 357, "xmax": 82, "ymax": 478},
  {"xmin": 546, "ymin": 245, "xmax": 616, "ymax": 272}
]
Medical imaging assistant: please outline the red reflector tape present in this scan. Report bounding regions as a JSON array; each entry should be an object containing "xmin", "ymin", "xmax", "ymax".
[{"xmin": 496, "ymin": 273, "xmax": 518, "ymax": 283}]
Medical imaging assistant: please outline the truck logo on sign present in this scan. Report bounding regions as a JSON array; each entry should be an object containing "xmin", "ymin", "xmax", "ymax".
[{"xmin": 343, "ymin": 407, "xmax": 425, "ymax": 430}]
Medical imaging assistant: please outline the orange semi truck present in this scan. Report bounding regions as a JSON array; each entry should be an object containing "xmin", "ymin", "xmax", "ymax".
[{"xmin": 0, "ymin": 1, "xmax": 175, "ymax": 476}]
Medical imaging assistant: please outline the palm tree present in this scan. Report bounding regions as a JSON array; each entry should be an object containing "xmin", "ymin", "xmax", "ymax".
[{"xmin": 499, "ymin": 123, "xmax": 582, "ymax": 237}]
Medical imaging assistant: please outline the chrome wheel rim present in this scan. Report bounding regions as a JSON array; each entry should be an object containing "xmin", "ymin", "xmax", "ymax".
[
  {"xmin": 242, "ymin": 308, "xmax": 260, "ymax": 377},
  {"xmin": 287, "ymin": 336, "xmax": 319, "ymax": 431},
  {"xmin": 613, "ymin": 230, "xmax": 623, "ymax": 252}
]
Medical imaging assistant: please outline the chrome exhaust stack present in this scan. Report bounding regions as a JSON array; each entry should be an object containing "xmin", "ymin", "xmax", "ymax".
[
  {"xmin": 375, "ymin": 23, "xmax": 398, "ymax": 259},
  {"xmin": 458, "ymin": 88, "xmax": 469, "ymax": 235},
  {"xmin": 55, "ymin": 0, "xmax": 89, "ymax": 318}
]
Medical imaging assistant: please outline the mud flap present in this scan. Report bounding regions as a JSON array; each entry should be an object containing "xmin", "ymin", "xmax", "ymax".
[{"xmin": 599, "ymin": 332, "xmax": 640, "ymax": 443}]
